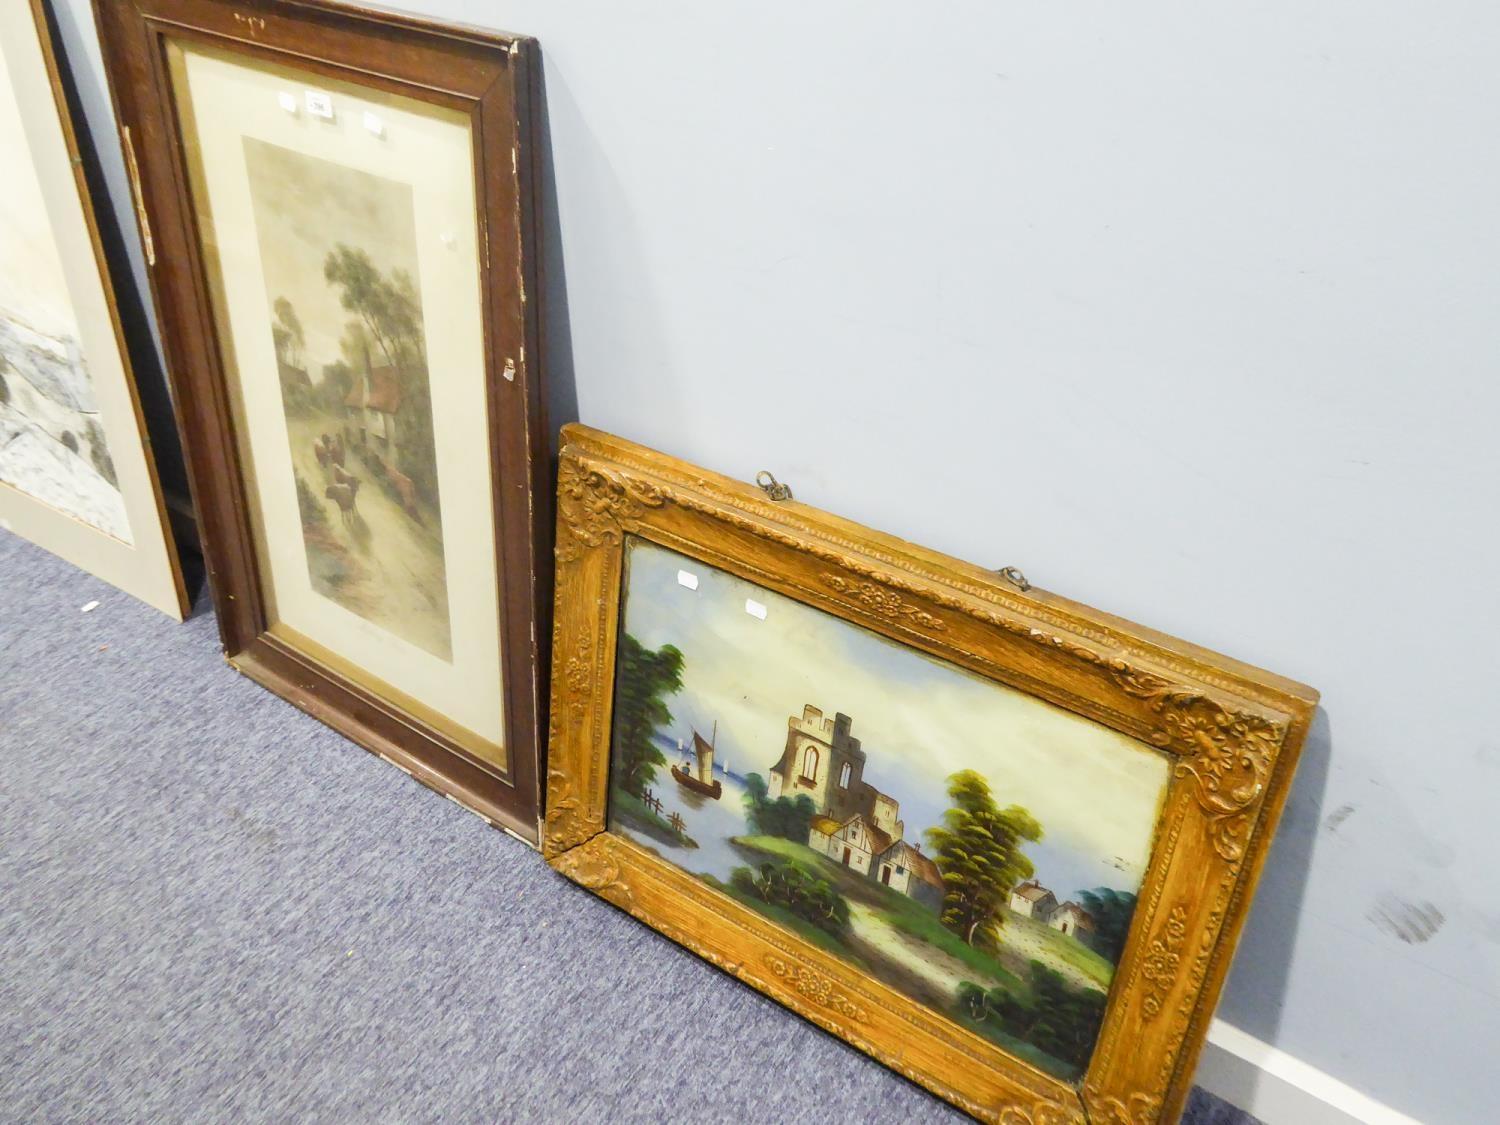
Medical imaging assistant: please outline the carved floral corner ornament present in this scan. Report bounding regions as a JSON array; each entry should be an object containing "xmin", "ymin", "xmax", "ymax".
[
  {"xmin": 1126, "ymin": 685, "xmax": 1281, "ymax": 864},
  {"xmin": 556, "ymin": 457, "xmax": 668, "ymax": 562},
  {"xmin": 542, "ymin": 765, "xmax": 593, "ymax": 859},
  {"xmin": 1083, "ymin": 1090, "xmax": 1163, "ymax": 1125},
  {"xmin": 551, "ymin": 837, "xmax": 633, "ymax": 911}
]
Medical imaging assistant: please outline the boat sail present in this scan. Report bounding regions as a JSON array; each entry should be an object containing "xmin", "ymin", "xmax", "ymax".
[{"xmin": 672, "ymin": 720, "xmax": 722, "ymax": 799}]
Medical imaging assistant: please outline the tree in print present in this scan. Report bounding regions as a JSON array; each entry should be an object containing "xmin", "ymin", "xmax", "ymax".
[
  {"xmin": 926, "ymin": 769, "xmax": 1043, "ymax": 949},
  {"xmin": 271, "ymin": 296, "xmax": 305, "ymax": 368},
  {"xmin": 611, "ymin": 632, "xmax": 684, "ymax": 797},
  {"xmin": 323, "ymin": 245, "xmax": 439, "ymax": 508}
]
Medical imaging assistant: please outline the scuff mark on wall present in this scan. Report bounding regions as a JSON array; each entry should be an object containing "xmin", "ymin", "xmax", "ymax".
[
  {"xmin": 1323, "ymin": 803, "xmax": 1356, "ymax": 833},
  {"xmin": 1368, "ymin": 894, "xmax": 1444, "ymax": 944}
]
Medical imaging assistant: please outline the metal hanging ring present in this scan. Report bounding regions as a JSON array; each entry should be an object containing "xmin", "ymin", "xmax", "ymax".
[
  {"xmin": 997, "ymin": 566, "xmax": 1031, "ymax": 592},
  {"xmin": 755, "ymin": 471, "xmax": 793, "ymax": 502}
]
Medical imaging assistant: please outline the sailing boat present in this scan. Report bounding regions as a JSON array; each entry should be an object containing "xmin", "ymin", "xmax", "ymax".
[{"xmin": 672, "ymin": 720, "xmax": 723, "ymax": 799}]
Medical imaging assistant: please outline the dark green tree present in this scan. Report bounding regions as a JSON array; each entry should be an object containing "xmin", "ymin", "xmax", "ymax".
[
  {"xmin": 324, "ymin": 246, "xmax": 437, "ymax": 506},
  {"xmin": 271, "ymin": 296, "xmax": 305, "ymax": 368},
  {"xmin": 729, "ymin": 861, "xmax": 849, "ymax": 935},
  {"xmin": 741, "ymin": 772, "xmax": 819, "ymax": 841},
  {"xmin": 925, "ymin": 770, "xmax": 1042, "ymax": 949},
  {"xmin": 1076, "ymin": 888, "xmax": 1137, "ymax": 962},
  {"xmin": 319, "ymin": 360, "xmax": 354, "ymax": 413},
  {"xmin": 956, "ymin": 962, "xmax": 1107, "ymax": 1073},
  {"xmin": 1022, "ymin": 962, "xmax": 1107, "ymax": 1070},
  {"xmin": 610, "ymin": 632, "xmax": 684, "ymax": 797}
]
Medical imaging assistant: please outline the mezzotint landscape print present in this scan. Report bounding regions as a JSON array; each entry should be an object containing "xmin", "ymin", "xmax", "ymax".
[
  {"xmin": 0, "ymin": 48, "xmax": 127, "ymax": 542},
  {"xmin": 243, "ymin": 139, "xmax": 450, "ymax": 659},
  {"xmin": 608, "ymin": 541, "xmax": 1171, "ymax": 1080}
]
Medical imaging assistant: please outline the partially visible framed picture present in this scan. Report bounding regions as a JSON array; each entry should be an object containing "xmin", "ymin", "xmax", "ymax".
[
  {"xmin": 545, "ymin": 425, "xmax": 1318, "ymax": 1122},
  {"xmin": 95, "ymin": 0, "xmax": 549, "ymax": 839},
  {"xmin": 0, "ymin": 0, "xmax": 186, "ymax": 617}
]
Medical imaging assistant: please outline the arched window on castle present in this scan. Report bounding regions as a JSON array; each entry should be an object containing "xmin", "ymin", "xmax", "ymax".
[
  {"xmin": 801, "ymin": 746, "xmax": 819, "ymax": 782},
  {"xmin": 838, "ymin": 762, "xmax": 852, "ymax": 789}
]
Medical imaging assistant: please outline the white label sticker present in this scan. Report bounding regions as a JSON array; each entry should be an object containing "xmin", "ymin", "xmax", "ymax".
[
  {"xmin": 304, "ymin": 91, "xmax": 334, "ymax": 120},
  {"xmin": 745, "ymin": 598, "xmax": 767, "ymax": 620},
  {"xmin": 277, "ymin": 91, "xmax": 298, "ymax": 115},
  {"xmin": 362, "ymin": 111, "xmax": 385, "ymax": 137},
  {"xmin": 677, "ymin": 570, "xmax": 699, "ymax": 591}
]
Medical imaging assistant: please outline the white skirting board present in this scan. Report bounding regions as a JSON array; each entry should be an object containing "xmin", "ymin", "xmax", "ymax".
[{"xmin": 1196, "ymin": 1020, "xmax": 1423, "ymax": 1125}]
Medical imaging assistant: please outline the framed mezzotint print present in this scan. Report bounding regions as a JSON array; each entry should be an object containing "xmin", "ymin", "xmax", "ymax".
[
  {"xmin": 0, "ymin": 0, "xmax": 186, "ymax": 618},
  {"xmin": 95, "ymin": 0, "xmax": 549, "ymax": 839},
  {"xmin": 544, "ymin": 426, "xmax": 1319, "ymax": 1123}
]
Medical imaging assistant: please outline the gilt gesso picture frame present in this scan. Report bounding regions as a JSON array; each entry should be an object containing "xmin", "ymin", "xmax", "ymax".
[
  {"xmin": 95, "ymin": 0, "xmax": 549, "ymax": 840},
  {"xmin": 544, "ymin": 425, "xmax": 1318, "ymax": 1123},
  {"xmin": 0, "ymin": 0, "xmax": 186, "ymax": 618}
]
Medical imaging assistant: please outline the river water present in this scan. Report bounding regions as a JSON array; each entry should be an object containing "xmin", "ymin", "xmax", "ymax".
[{"xmin": 626, "ymin": 732, "xmax": 759, "ymax": 883}]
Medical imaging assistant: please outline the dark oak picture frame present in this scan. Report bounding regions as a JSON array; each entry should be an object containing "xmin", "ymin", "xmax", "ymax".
[
  {"xmin": 545, "ymin": 425, "xmax": 1318, "ymax": 1123},
  {"xmin": 94, "ymin": 0, "xmax": 550, "ymax": 841}
]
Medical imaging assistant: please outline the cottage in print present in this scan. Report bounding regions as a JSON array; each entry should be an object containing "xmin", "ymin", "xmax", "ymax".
[
  {"xmin": 1009, "ymin": 879, "xmax": 1059, "ymax": 921},
  {"xmin": 1050, "ymin": 901, "xmax": 1096, "ymax": 938}
]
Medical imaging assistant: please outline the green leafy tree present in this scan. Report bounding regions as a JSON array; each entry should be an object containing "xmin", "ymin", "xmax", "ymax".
[
  {"xmin": 323, "ymin": 246, "xmax": 437, "ymax": 506},
  {"xmin": 729, "ymin": 861, "xmax": 850, "ymax": 935},
  {"xmin": 741, "ymin": 772, "xmax": 819, "ymax": 841},
  {"xmin": 1076, "ymin": 888, "xmax": 1137, "ymax": 962},
  {"xmin": 319, "ymin": 360, "xmax": 354, "ymax": 413},
  {"xmin": 956, "ymin": 962, "xmax": 1107, "ymax": 1073},
  {"xmin": 271, "ymin": 296, "xmax": 305, "ymax": 368},
  {"xmin": 1023, "ymin": 962, "xmax": 1107, "ymax": 1070},
  {"xmin": 926, "ymin": 770, "xmax": 1042, "ymax": 948},
  {"xmin": 610, "ymin": 632, "xmax": 684, "ymax": 797}
]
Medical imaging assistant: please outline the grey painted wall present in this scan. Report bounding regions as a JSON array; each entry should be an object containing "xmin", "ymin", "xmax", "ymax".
[{"xmin": 52, "ymin": 2, "xmax": 1496, "ymax": 1120}]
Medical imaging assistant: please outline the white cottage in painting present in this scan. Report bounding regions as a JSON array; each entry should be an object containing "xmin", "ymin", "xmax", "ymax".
[
  {"xmin": 808, "ymin": 812, "xmax": 888, "ymax": 877},
  {"xmin": 1050, "ymin": 901, "xmax": 1095, "ymax": 938},
  {"xmin": 1008, "ymin": 880, "xmax": 1058, "ymax": 921},
  {"xmin": 873, "ymin": 839, "xmax": 945, "ymax": 910}
]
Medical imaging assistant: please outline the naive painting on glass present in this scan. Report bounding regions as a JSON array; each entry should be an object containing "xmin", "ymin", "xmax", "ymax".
[
  {"xmin": 244, "ymin": 138, "xmax": 450, "ymax": 660},
  {"xmin": 0, "ymin": 43, "xmax": 126, "ymax": 543},
  {"xmin": 607, "ymin": 539, "xmax": 1170, "ymax": 1080}
]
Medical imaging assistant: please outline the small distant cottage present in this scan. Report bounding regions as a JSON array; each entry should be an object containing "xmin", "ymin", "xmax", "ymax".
[
  {"xmin": 1009, "ymin": 880, "xmax": 1058, "ymax": 921},
  {"xmin": 343, "ymin": 356, "xmax": 402, "ymax": 448},
  {"xmin": 874, "ymin": 839, "xmax": 945, "ymax": 910},
  {"xmin": 1050, "ymin": 901, "xmax": 1095, "ymax": 937}
]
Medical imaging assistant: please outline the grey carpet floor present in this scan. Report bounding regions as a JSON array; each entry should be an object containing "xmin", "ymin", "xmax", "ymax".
[{"xmin": 0, "ymin": 530, "xmax": 1252, "ymax": 1124}]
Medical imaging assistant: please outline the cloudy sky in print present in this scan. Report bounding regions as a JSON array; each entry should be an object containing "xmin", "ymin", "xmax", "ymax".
[{"xmin": 617, "ymin": 539, "xmax": 1170, "ymax": 901}]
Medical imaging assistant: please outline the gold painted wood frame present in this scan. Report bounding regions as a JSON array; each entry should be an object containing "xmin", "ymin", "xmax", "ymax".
[{"xmin": 544, "ymin": 424, "xmax": 1318, "ymax": 1124}]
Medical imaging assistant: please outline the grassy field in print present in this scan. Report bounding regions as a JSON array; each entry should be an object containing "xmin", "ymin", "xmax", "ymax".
[{"xmin": 725, "ymin": 835, "xmax": 1105, "ymax": 1079}]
